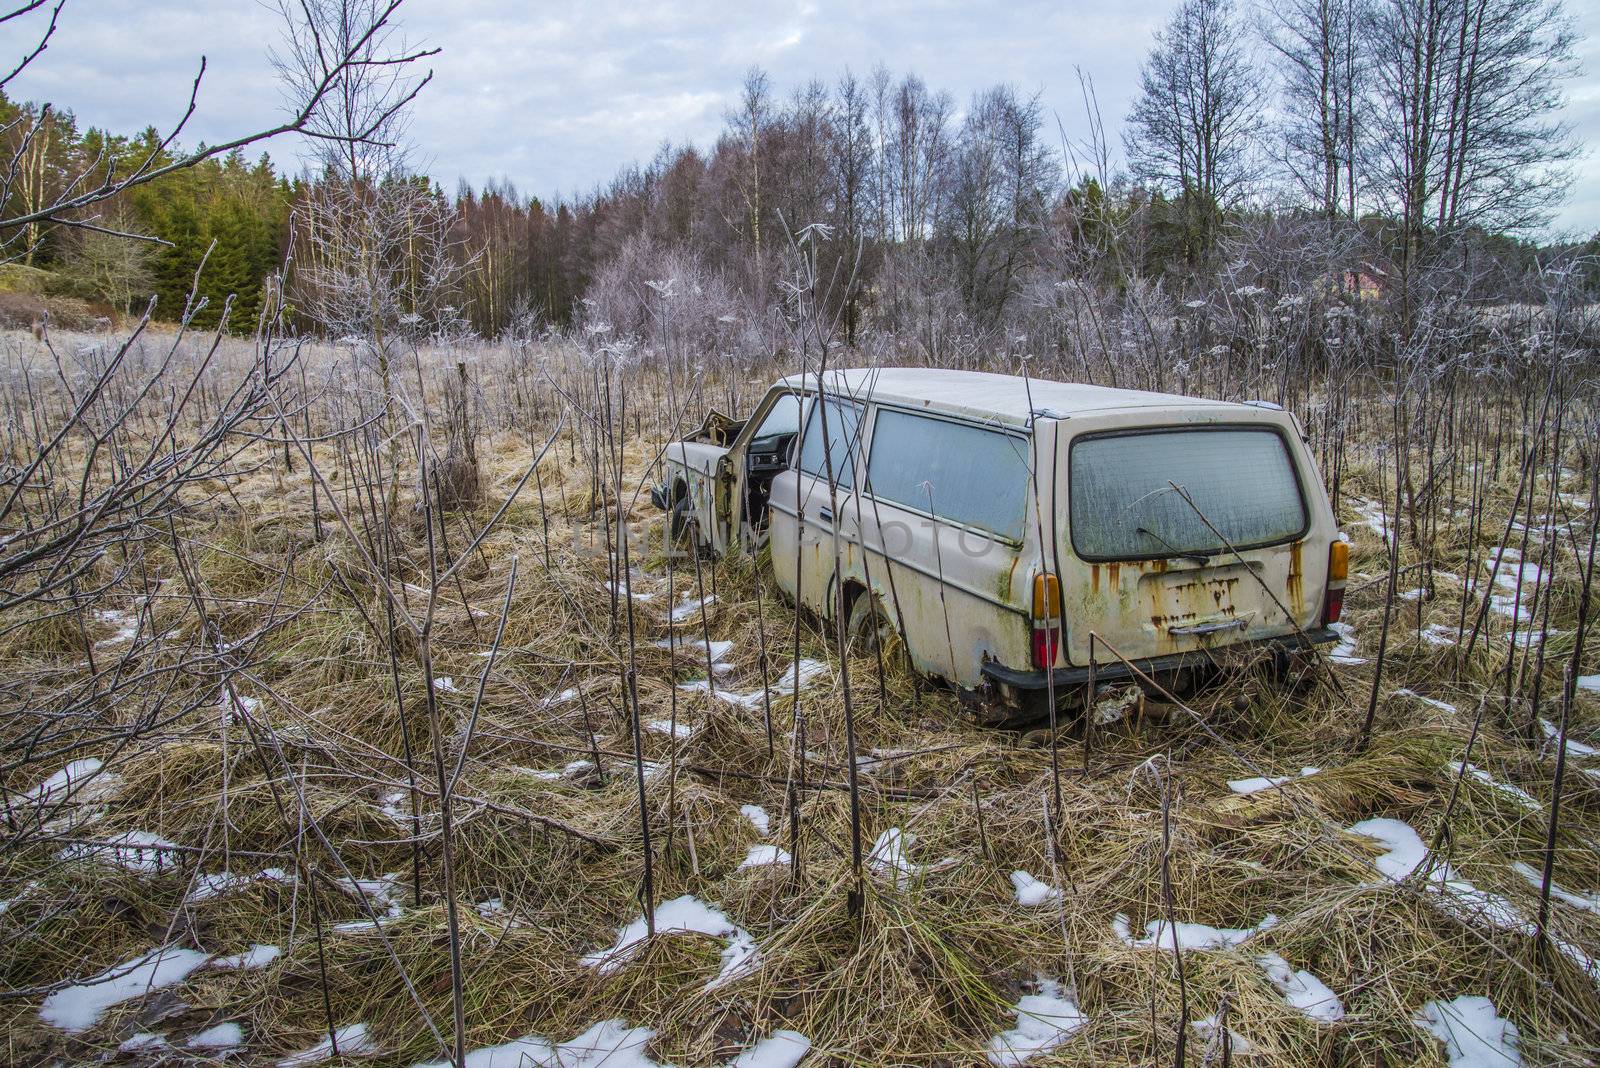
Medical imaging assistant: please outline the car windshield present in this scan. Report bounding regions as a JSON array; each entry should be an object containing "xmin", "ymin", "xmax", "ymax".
[{"xmin": 1069, "ymin": 427, "xmax": 1306, "ymax": 560}]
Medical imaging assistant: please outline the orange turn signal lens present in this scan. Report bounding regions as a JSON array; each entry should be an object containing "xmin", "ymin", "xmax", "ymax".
[
  {"xmin": 1032, "ymin": 573, "xmax": 1061, "ymax": 620},
  {"xmin": 1328, "ymin": 540, "xmax": 1349, "ymax": 583}
]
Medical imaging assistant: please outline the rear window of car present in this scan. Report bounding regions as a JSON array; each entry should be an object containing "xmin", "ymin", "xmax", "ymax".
[
  {"xmin": 1068, "ymin": 427, "xmax": 1307, "ymax": 560},
  {"xmin": 865, "ymin": 408, "xmax": 1030, "ymax": 542}
]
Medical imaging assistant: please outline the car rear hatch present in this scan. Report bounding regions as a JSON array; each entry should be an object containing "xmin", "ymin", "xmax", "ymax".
[{"xmin": 1055, "ymin": 416, "xmax": 1320, "ymax": 665}]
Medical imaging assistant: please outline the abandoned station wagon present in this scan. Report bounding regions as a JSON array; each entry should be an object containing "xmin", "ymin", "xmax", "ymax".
[{"xmin": 654, "ymin": 368, "xmax": 1345, "ymax": 722}]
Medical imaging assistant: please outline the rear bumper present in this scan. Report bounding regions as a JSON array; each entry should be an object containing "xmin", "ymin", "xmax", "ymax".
[{"xmin": 981, "ymin": 627, "xmax": 1338, "ymax": 693}]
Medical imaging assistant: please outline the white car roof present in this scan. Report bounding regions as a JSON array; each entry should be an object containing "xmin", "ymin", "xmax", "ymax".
[{"xmin": 777, "ymin": 367, "xmax": 1229, "ymax": 427}]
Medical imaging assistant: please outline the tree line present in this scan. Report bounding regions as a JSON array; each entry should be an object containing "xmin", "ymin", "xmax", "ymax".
[{"xmin": 2, "ymin": 0, "xmax": 1590, "ymax": 342}]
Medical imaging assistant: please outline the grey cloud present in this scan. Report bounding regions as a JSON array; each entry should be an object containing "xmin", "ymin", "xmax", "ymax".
[{"xmin": 6, "ymin": 0, "xmax": 1597, "ymax": 237}]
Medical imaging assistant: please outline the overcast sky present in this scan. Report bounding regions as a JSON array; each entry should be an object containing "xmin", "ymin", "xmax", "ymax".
[{"xmin": 9, "ymin": 0, "xmax": 1600, "ymax": 239}]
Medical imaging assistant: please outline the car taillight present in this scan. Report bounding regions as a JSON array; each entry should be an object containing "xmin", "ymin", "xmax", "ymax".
[
  {"xmin": 1323, "ymin": 539, "xmax": 1349, "ymax": 625},
  {"xmin": 1031, "ymin": 573, "xmax": 1061, "ymax": 669}
]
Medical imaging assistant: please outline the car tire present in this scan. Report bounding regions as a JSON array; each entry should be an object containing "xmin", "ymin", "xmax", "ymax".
[{"xmin": 846, "ymin": 592, "xmax": 909, "ymax": 675}]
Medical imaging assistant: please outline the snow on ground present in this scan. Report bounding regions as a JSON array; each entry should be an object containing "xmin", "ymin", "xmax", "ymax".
[
  {"xmin": 1447, "ymin": 761, "xmax": 1539, "ymax": 810},
  {"xmin": 186, "ymin": 868, "xmax": 295, "ymax": 904},
  {"xmin": 739, "ymin": 844, "xmax": 791, "ymax": 869},
  {"xmin": 1483, "ymin": 548, "xmax": 1543, "ymax": 623},
  {"xmin": 727, "ymin": 1030, "xmax": 812, "ymax": 1068},
  {"xmin": 25, "ymin": 759, "xmax": 116, "ymax": 806},
  {"xmin": 411, "ymin": 1022, "xmax": 810, "ymax": 1068},
  {"xmin": 1414, "ymin": 996, "xmax": 1520, "ymax": 1067},
  {"xmin": 119, "ymin": 1032, "xmax": 169, "ymax": 1052},
  {"xmin": 1256, "ymin": 951, "xmax": 1344, "ymax": 1022},
  {"xmin": 59, "ymin": 830, "xmax": 179, "ymax": 874},
  {"xmin": 1393, "ymin": 688, "xmax": 1458, "ymax": 713},
  {"xmin": 1227, "ymin": 767, "xmax": 1320, "ymax": 796},
  {"xmin": 644, "ymin": 718, "xmax": 701, "ymax": 739},
  {"xmin": 680, "ymin": 659, "xmax": 830, "ymax": 710},
  {"xmin": 38, "ymin": 946, "xmax": 212, "ymax": 1031},
  {"xmin": 1009, "ymin": 871, "xmax": 1063, "ymax": 907},
  {"xmin": 1328, "ymin": 623, "xmax": 1366, "ymax": 665},
  {"xmin": 1578, "ymin": 675, "xmax": 1599, "ymax": 693},
  {"xmin": 1190, "ymin": 1012, "xmax": 1256, "ymax": 1056},
  {"xmin": 187, "ymin": 1022, "xmax": 245, "ymax": 1049},
  {"xmin": 95, "ymin": 608, "xmax": 140, "ymax": 647},
  {"xmin": 431, "ymin": 676, "xmax": 458, "ymax": 693},
  {"xmin": 603, "ymin": 580, "xmax": 657, "ymax": 603},
  {"xmin": 277, "ymin": 1022, "xmax": 377, "ymax": 1067},
  {"xmin": 670, "ymin": 595, "xmax": 717, "ymax": 621},
  {"xmin": 1538, "ymin": 719, "xmax": 1598, "ymax": 759},
  {"xmin": 580, "ymin": 894, "xmax": 761, "ymax": 990},
  {"xmin": 655, "ymin": 637, "xmax": 736, "ymax": 674},
  {"xmin": 1420, "ymin": 624, "xmax": 1463, "ymax": 647},
  {"xmin": 212, "ymin": 944, "xmax": 281, "ymax": 970},
  {"xmin": 1349, "ymin": 499, "xmax": 1393, "ymax": 544},
  {"xmin": 739, "ymin": 804, "xmax": 770, "ymax": 835},
  {"xmin": 984, "ymin": 975, "xmax": 1087, "ymax": 1067},
  {"xmin": 867, "ymin": 827, "xmax": 957, "ymax": 890},
  {"xmin": 1348, "ymin": 818, "xmax": 1599, "ymax": 982},
  {"xmin": 1112, "ymin": 913, "xmax": 1278, "ymax": 950},
  {"xmin": 330, "ymin": 874, "xmax": 407, "ymax": 931},
  {"xmin": 1512, "ymin": 862, "xmax": 1600, "ymax": 913}
]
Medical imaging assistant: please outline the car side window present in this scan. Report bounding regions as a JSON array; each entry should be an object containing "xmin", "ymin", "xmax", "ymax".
[
  {"xmin": 864, "ymin": 408, "xmax": 1030, "ymax": 542},
  {"xmin": 751, "ymin": 392, "xmax": 801, "ymax": 439},
  {"xmin": 797, "ymin": 397, "xmax": 862, "ymax": 488}
]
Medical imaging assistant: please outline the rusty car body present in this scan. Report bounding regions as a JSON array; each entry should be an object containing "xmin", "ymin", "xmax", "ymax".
[{"xmin": 654, "ymin": 368, "xmax": 1344, "ymax": 723}]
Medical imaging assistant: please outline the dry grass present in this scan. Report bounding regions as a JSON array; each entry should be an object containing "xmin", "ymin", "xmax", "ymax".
[{"xmin": 1, "ymin": 328, "xmax": 1597, "ymax": 1068}]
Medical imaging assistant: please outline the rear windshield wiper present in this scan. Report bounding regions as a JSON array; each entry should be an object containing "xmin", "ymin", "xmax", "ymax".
[{"xmin": 1136, "ymin": 526, "xmax": 1211, "ymax": 566}]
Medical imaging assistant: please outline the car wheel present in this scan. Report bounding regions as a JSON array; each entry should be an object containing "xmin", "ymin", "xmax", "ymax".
[{"xmin": 846, "ymin": 592, "xmax": 909, "ymax": 674}]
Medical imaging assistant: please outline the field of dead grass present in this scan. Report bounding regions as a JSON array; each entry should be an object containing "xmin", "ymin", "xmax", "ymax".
[{"xmin": 1, "ymin": 329, "xmax": 1597, "ymax": 1068}]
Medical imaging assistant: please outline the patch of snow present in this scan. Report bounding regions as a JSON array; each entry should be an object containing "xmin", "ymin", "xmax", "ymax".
[
  {"xmin": 1227, "ymin": 767, "xmax": 1320, "ymax": 796},
  {"xmin": 1421, "ymin": 624, "xmax": 1462, "ymax": 647},
  {"xmin": 1415, "ymin": 996, "xmax": 1520, "ymax": 1067},
  {"xmin": 580, "ymin": 894, "xmax": 761, "ymax": 990},
  {"xmin": 39, "ymin": 946, "xmax": 211, "ymax": 1031},
  {"xmin": 1512, "ymin": 862, "xmax": 1600, "ymax": 913},
  {"xmin": 644, "ymin": 718, "xmax": 700, "ymax": 740},
  {"xmin": 1349, "ymin": 499, "xmax": 1393, "ymax": 544},
  {"xmin": 1191, "ymin": 1012, "xmax": 1256, "ymax": 1057},
  {"xmin": 670, "ymin": 595, "xmax": 717, "ymax": 621},
  {"xmin": 1577, "ymin": 674, "xmax": 1599, "ymax": 693},
  {"xmin": 1393, "ymin": 688, "xmax": 1458, "ymax": 713},
  {"xmin": 739, "ymin": 845, "xmax": 791, "ymax": 869},
  {"xmin": 26, "ymin": 758, "xmax": 115, "ymax": 806},
  {"xmin": 1328, "ymin": 622, "xmax": 1366, "ymax": 665},
  {"xmin": 1113, "ymin": 912, "xmax": 1278, "ymax": 951},
  {"xmin": 1348, "ymin": 819, "xmax": 1599, "ymax": 983},
  {"xmin": 727, "ymin": 1030, "xmax": 811, "ymax": 1068},
  {"xmin": 431, "ymin": 677, "xmax": 458, "ymax": 693},
  {"xmin": 868, "ymin": 827, "xmax": 957, "ymax": 890},
  {"xmin": 1538, "ymin": 719, "xmax": 1597, "ymax": 759},
  {"xmin": 119, "ymin": 1032, "xmax": 170, "ymax": 1053},
  {"xmin": 188, "ymin": 1022, "xmax": 245, "ymax": 1049},
  {"xmin": 603, "ymin": 580, "xmax": 657, "ymax": 603},
  {"xmin": 680, "ymin": 659, "xmax": 830, "ymax": 710},
  {"xmin": 1009, "ymin": 871, "xmax": 1063, "ymax": 907},
  {"xmin": 984, "ymin": 975, "xmax": 1087, "ymax": 1067},
  {"xmin": 277, "ymin": 1022, "xmax": 377, "ymax": 1067},
  {"xmin": 212, "ymin": 944, "xmax": 280, "ymax": 970},
  {"xmin": 1256, "ymin": 951, "xmax": 1344, "ymax": 1022},
  {"xmin": 739, "ymin": 804, "xmax": 770, "ymax": 835},
  {"xmin": 59, "ymin": 830, "xmax": 179, "ymax": 874},
  {"xmin": 95, "ymin": 608, "xmax": 140, "ymax": 647},
  {"xmin": 1447, "ymin": 762, "xmax": 1539, "ymax": 810},
  {"xmin": 220, "ymin": 691, "xmax": 260, "ymax": 723}
]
